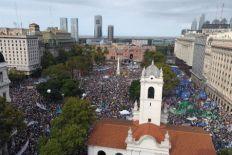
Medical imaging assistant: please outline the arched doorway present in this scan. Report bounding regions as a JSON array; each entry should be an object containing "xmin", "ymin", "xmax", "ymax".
[{"xmin": 98, "ymin": 150, "xmax": 106, "ymax": 155}]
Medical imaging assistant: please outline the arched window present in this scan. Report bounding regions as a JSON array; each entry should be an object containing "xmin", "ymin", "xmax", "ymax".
[
  {"xmin": 148, "ymin": 87, "xmax": 155, "ymax": 99},
  {"xmin": 98, "ymin": 150, "xmax": 106, "ymax": 155},
  {"xmin": 115, "ymin": 153, "xmax": 123, "ymax": 155}
]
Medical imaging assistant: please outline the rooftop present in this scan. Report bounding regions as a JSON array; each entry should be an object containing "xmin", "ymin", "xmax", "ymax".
[{"xmin": 88, "ymin": 119, "xmax": 216, "ymax": 155}]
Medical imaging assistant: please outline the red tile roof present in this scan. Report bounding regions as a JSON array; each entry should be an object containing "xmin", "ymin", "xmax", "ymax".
[
  {"xmin": 88, "ymin": 119, "xmax": 216, "ymax": 155},
  {"xmin": 133, "ymin": 123, "xmax": 165, "ymax": 143}
]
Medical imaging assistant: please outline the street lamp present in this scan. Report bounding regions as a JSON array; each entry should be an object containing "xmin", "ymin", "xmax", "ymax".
[{"xmin": 47, "ymin": 89, "xmax": 51, "ymax": 94}]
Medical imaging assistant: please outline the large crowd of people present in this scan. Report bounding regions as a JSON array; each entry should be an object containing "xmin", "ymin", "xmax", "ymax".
[
  {"xmin": 164, "ymin": 67, "xmax": 232, "ymax": 151},
  {"xmin": 6, "ymin": 61, "xmax": 231, "ymax": 154},
  {"xmin": 9, "ymin": 79, "xmax": 56, "ymax": 155},
  {"xmin": 83, "ymin": 63, "xmax": 141, "ymax": 119}
]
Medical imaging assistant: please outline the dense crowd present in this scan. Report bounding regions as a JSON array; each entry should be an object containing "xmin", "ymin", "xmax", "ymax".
[
  {"xmin": 6, "ymin": 62, "xmax": 231, "ymax": 154},
  {"xmin": 83, "ymin": 63, "xmax": 141, "ymax": 119},
  {"xmin": 9, "ymin": 79, "xmax": 56, "ymax": 155},
  {"xmin": 164, "ymin": 68, "xmax": 232, "ymax": 151}
]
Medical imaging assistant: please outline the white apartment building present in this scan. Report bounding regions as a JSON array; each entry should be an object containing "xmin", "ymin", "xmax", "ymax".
[
  {"xmin": 191, "ymin": 35, "xmax": 207, "ymax": 86},
  {"xmin": 174, "ymin": 34, "xmax": 195, "ymax": 66},
  {"xmin": 203, "ymin": 32, "xmax": 232, "ymax": 112},
  {"xmin": 0, "ymin": 31, "xmax": 41, "ymax": 75}
]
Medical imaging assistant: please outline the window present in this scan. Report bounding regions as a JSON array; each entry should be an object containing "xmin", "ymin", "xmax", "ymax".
[
  {"xmin": 148, "ymin": 87, "xmax": 155, "ymax": 99},
  {"xmin": 116, "ymin": 153, "xmax": 123, "ymax": 155},
  {"xmin": 3, "ymin": 92, "xmax": 6, "ymax": 98},
  {"xmin": 148, "ymin": 118, "xmax": 151, "ymax": 123},
  {"xmin": 98, "ymin": 150, "xmax": 106, "ymax": 155},
  {"xmin": 0, "ymin": 72, "xmax": 3, "ymax": 82}
]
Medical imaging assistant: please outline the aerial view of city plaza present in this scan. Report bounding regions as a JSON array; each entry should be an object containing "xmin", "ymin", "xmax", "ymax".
[{"xmin": 0, "ymin": 0, "xmax": 232, "ymax": 155}]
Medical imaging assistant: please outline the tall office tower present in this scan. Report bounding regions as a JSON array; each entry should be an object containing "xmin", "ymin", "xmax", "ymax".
[
  {"xmin": 191, "ymin": 18, "xmax": 198, "ymax": 30},
  {"xmin": 108, "ymin": 25, "xmax": 114, "ymax": 41},
  {"xmin": 71, "ymin": 18, "xmax": 79, "ymax": 42},
  {"xmin": 60, "ymin": 17, "xmax": 68, "ymax": 32},
  {"xmin": 230, "ymin": 18, "xmax": 232, "ymax": 28},
  {"xmin": 198, "ymin": 14, "xmax": 205, "ymax": 30},
  {"xmin": 94, "ymin": 15, "xmax": 102, "ymax": 38}
]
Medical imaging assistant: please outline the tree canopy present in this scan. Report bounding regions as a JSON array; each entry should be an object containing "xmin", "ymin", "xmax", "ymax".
[
  {"xmin": 39, "ymin": 97, "xmax": 96, "ymax": 155},
  {"xmin": 129, "ymin": 80, "xmax": 140, "ymax": 101},
  {"xmin": 0, "ymin": 97, "xmax": 25, "ymax": 153}
]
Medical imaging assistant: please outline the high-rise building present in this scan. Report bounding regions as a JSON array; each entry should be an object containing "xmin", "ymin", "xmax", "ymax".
[
  {"xmin": 198, "ymin": 14, "xmax": 205, "ymax": 30},
  {"xmin": 60, "ymin": 17, "xmax": 68, "ymax": 32},
  {"xmin": 191, "ymin": 18, "xmax": 198, "ymax": 30},
  {"xmin": 70, "ymin": 18, "xmax": 79, "ymax": 42},
  {"xmin": 108, "ymin": 25, "xmax": 114, "ymax": 41},
  {"xmin": 230, "ymin": 18, "xmax": 232, "ymax": 28},
  {"xmin": 94, "ymin": 15, "xmax": 102, "ymax": 38}
]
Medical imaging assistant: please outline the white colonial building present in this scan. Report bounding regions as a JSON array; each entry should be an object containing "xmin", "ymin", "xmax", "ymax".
[
  {"xmin": 88, "ymin": 62, "xmax": 216, "ymax": 155},
  {"xmin": 0, "ymin": 53, "xmax": 11, "ymax": 102}
]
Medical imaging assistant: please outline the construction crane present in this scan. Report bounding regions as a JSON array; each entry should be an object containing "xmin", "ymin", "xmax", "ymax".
[{"xmin": 220, "ymin": 3, "xmax": 224, "ymax": 20}]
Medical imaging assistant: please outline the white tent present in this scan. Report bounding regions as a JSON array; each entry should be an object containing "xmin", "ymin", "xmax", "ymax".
[
  {"xmin": 186, "ymin": 117, "xmax": 197, "ymax": 121},
  {"xmin": 120, "ymin": 110, "xmax": 130, "ymax": 115},
  {"xmin": 96, "ymin": 108, "xmax": 102, "ymax": 113}
]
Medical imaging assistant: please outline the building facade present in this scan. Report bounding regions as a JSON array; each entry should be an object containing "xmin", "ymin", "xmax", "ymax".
[
  {"xmin": 71, "ymin": 18, "xmax": 79, "ymax": 42},
  {"xmin": 191, "ymin": 34, "xmax": 207, "ymax": 86},
  {"xmin": 203, "ymin": 33, "xmax": 232, "ymax": 112},
  {"xmin": 42, "ymin": 27, "xmax": 74, "ymax": 56},
  {"xmin": 60, "ymin": 17, "xmax": 68, "ymax": 32},
  {"xmin": 0, "ymin": 53, "xmax": 11, "ymax": 102},
  {"xmin": 0, "ymin": 28, "xmax": 41, "ymax": 75},
  {"xmin": 174, "ymin": 34, "xmax": 195, "ymax": 66},
  {"xmin": 94, "ymin": 15, "xmax": 103, "ymax": 38},
  {"xmin": 108, "ymin": 25, "xmax": 114, "ymax": 42},
  {"xmin": 201, "ymin": 24, "xmax": 230, "ymax": 35},
  {"xmin": 104, "ymin": 44, "xmax": 156, "ymax": 62}
]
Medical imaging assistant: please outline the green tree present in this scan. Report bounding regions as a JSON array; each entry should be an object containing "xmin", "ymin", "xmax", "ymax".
[
  {"xmin": 36, "ymin": 79, "xmax": 63, "ymax": 102},
  {"xmin": 218, "ymin": 148, "xmax": 232, "ymax": 155},
  {"xmin": 61, "ymin": 79, "xmax": 83, "ymax": 97},
  {"xmin": 65, "ymin": 55, "xmax": 93, "ymax": 78},
  {"xmin": 142, "ymin": 51, "xmax": 166, "ymax": 67},
  {"xmin": 156, "ymin": 63, "xmax": 179, "ymax": 96},
  {"xmin": 39, "ymin": 97, "xmax": 96, "ymax": 155},
  {"xmin": 41, "ymin": 50, "xmax": 56, "ymax": 69},
  {"xmin": 43, "ymin": 63, "xmax": 71, "ymax": 80},
  {"xmin": 8, "ymin": 69, "xmax": 26, "ymax": 84},
  {"xmin": 56, "ymin": 49, "xmax": 69, "ymax": 64},
  {"xmin": 0, "ymin": 97, "xmax": 25, "ymax": 154},
  {"xmin": 93, "ymin": 47, "xmax": 106, "ymax": 65},
  {"xmin": 129, "ymin": 80, "xmax": 140, "ymax": 101}
]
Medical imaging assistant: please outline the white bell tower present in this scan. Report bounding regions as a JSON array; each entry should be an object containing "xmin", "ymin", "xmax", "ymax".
[{"xmin": 138, "ymin": 61, "xmax": 163, "ymax": 126}]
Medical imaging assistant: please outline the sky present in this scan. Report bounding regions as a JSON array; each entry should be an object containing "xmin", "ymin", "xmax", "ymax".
[{"xmin": 0, "ymin": 0, "xmax": 232, "ymax": 37}]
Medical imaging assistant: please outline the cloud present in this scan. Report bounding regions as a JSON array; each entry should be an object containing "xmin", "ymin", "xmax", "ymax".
[{"xmin": 1, "ymin": 0, "xmax": 232, "ymax": 36}]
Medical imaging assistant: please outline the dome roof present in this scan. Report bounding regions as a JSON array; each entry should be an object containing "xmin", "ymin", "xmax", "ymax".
[
  {"xmin": 144, "ymin": 61, "xmax": 161, "ymax": 77},
  {"xmin": 0, "ymin": 53, "xmax": 5, "ymax": 63},
  {"xmin": 133, "ymin": 123, "xmax": 165, "ymax": 143}
]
